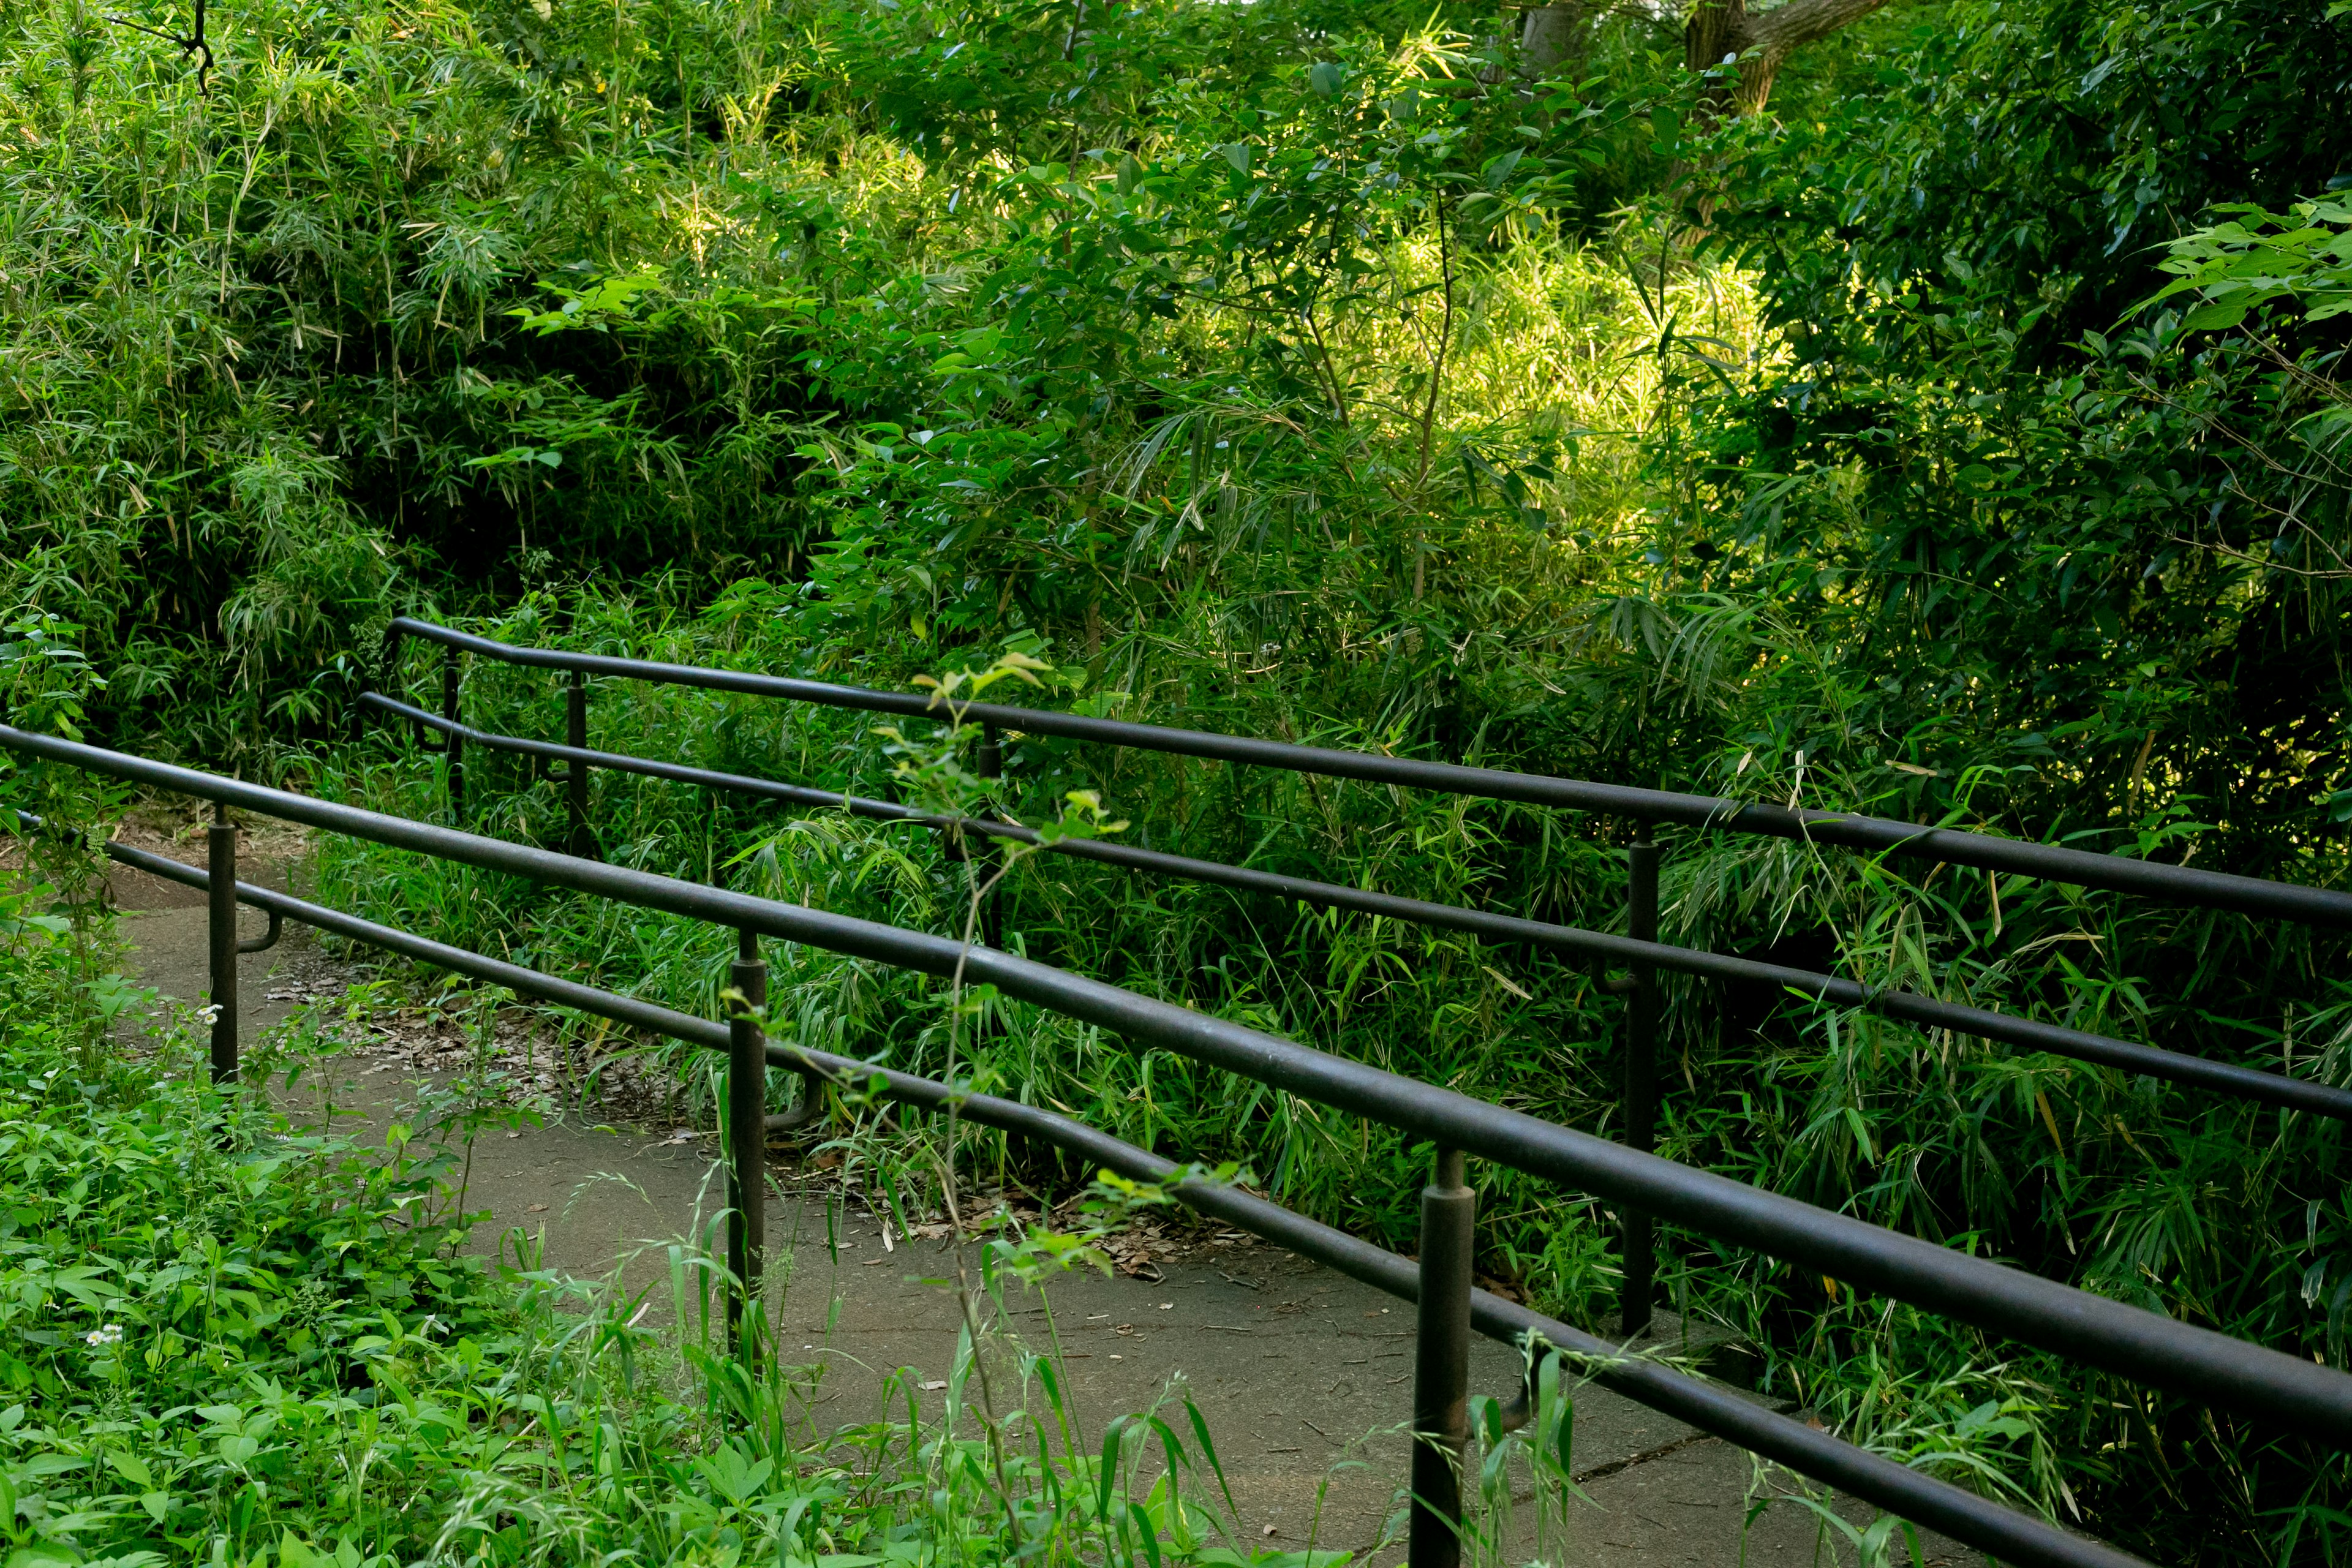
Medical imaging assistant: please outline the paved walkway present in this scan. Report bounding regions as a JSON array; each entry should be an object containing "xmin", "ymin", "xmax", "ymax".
[{"xmin": 112, "ymin": 850, "xmax": 1993, "ymax": 1567}]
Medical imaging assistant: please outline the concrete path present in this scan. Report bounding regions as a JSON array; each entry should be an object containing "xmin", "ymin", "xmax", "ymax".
[{"xmin": 107, "ymin": 835, "xmax": 1996, "ymax": 1568}]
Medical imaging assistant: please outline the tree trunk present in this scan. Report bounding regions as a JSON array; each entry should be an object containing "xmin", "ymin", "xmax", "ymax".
[
  {"xmin": 1520, "ymin": 4, "xmax": 1589, "ymax": 81},
  {"xmin": 1684, "ymin": 0, "xmax": 1894, "ymax": 116}
]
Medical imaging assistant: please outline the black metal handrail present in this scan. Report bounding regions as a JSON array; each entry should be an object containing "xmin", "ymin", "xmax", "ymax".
[
  {"xmin": 381, "ymin": 616, "xmax": 2352, "ymax": 928},
  {"xmin": 8, "ymin": 723, "xmax": 2352, "ymax": 1568},
  {"xmin": 44, "ymin": 816, "xmax": 2141, "ymax": 1568},
  {"xmin": 370, "ymin": 614, "xmax": 2352, "ymax": 1368},
  {"xmin": 356, "ymin": 689, "xmax": 2352, "ymax": 1125}
]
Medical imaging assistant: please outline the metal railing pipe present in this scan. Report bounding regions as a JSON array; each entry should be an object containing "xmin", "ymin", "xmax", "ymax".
[
  {"xmin": 727, "ymin": 929, "xmax": 769, "ymax": 1344},
  {"xmin": 974, "ymin": 720, "xmax": 1006, "ymax": 954},
  {"xmin": 380, "ymin": 618, "xmax": 2352, "ymax": 929},
  {"xmin": 207, "ymin": 804, "xmax": 238, "ymax": 1084},
  {"xmin": 1409, "ymin": 1147, "xmax": 1476, "ymax": 1568},
  {"xmin": 67, "ymin": 824, "xmax": 2149, "ymax": 1568},
  {"xmin": 565, "ymin": 669, "xmax": 593, "ymax": 857},
  {"xmin": 441, "ymin": 650, "xmax": 465, "ymax": 825},
  {"xmin": 9, "ymin": 725, "xmax": 2348, "ymax": 1443},
  {"xmin": 237, "ymin": 905, "xmax": 284, "ymax": 954},
  {"xmin": 358, "ymin": 693, "xmax": 2352, "ymax": 1124},
  {"xmin": 1621, "ymin": 839, "xmax": 1659, "ymax": 1335}
]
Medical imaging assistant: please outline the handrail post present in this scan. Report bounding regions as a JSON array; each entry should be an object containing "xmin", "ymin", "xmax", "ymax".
[
  {"xmin": 974, "ymin": 722, "xmax": 1005, "ymax": 952},
  {"xmin": 207, "ymin": 804, "xmax": 239, "ymax": 1086},
  {"xmin": 374, "ymin": 624, "xmax": 404, "ymax": 744},
  {"xmin": 1622, "ymin": 835, "xmax": 1659, "ymax": 1336},
  {"xmin": 442, "ymin": 649, "xmax": 465, "ymax": 826},
  {"xmin": 725, "ymin": 927, "xmax": 769, "ymax": 1352},
  {"xmin": 1409, "ymin": 1146, "xmax": 1474, "ymax": 1568},
  {"xmin": 565, "ymin": 668, "xmax": 595, "ymax": 859}
]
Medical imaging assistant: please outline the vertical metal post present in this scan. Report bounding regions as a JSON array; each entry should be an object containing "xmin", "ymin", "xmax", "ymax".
[
  {"xmin": 1621, "ymin": 836, "xmax": 1659, "ymax": 1336},
  {"xmin": 704, "ymin": 786, "xmax": 722, "ymax": 888},
  {"xmin": 372, "ymin": 625, "xmax": 404, "ymax": 745},
  {"xmin": 726, "ymin": 927, "xmax": 769, "ymax": 1349},
  {"xmin": 565, "ymin": 669, "xmax": 594, "ymax": 859},
  {"xmin": 207, "ymin": 804, "xmax": 239, "ymax": 1086},
  {"xmin": 1409, "ymin": 1146, "xmax": 1474, "ymax": 1568},
  {"xmin": 442, "ymin": 650, "xmax": 465, "ymax": 826},
  {"xmin": 974, "ymin": 722, "xmax": 1005, "ymax": 952}
]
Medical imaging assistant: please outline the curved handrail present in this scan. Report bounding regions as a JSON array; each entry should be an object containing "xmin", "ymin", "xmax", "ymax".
[
  {"xmin": 6, "ymin": 720, "xmax": 2348, "ymax": 1449},
  {"xmin": 384, "ymin": 616, "xmax": 2352, "ymax": 928}
]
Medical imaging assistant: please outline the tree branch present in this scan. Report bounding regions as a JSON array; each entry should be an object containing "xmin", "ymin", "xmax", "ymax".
[
  {"xmin": 106, "ymin": 0, "xmax": 212, "ymax": 94},
  {"xmin": 1746, "ymin": 0, "xmax": 1894, "ymax": 64},
  {"xmin": 1685, "ymin": 0, "xmax": 1892, "ymax": 114}
]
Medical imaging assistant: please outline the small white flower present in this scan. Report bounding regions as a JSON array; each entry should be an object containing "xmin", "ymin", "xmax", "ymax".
[
  {"xmin": 196, "ymin": 1004, "xmax": 222, "ymax": 1025},
  {"xmin": 84, "ymin": 1324, "xmax": 123, "ymax": 1348}
]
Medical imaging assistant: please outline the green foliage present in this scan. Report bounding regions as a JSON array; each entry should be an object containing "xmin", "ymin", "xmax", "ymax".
[
  {"xmin": 1658, "ymin": 0, "xmax": 2352, "ymax": 891},
  {"xmin": 0, "ymin": 883, "xmax": 522, "ymax": 1563},
  {"xmin": 1630, "ymin": 1, "xmax": 2352, "ymax": 1553},
  {"xmin": 1, "ymin": 614, "xmax": 140, "ymax": 1076},
  {"xmin": 2149, "ymin": 197, "xmax": 2352, "ymax": 330},
  {"xmin": 12, "ymin": 0, "xmax": 2352, "ymax": 1555},
  {"xmin": 0, "ymin": 0, "xmax": 1676, "ymax": 773}
]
